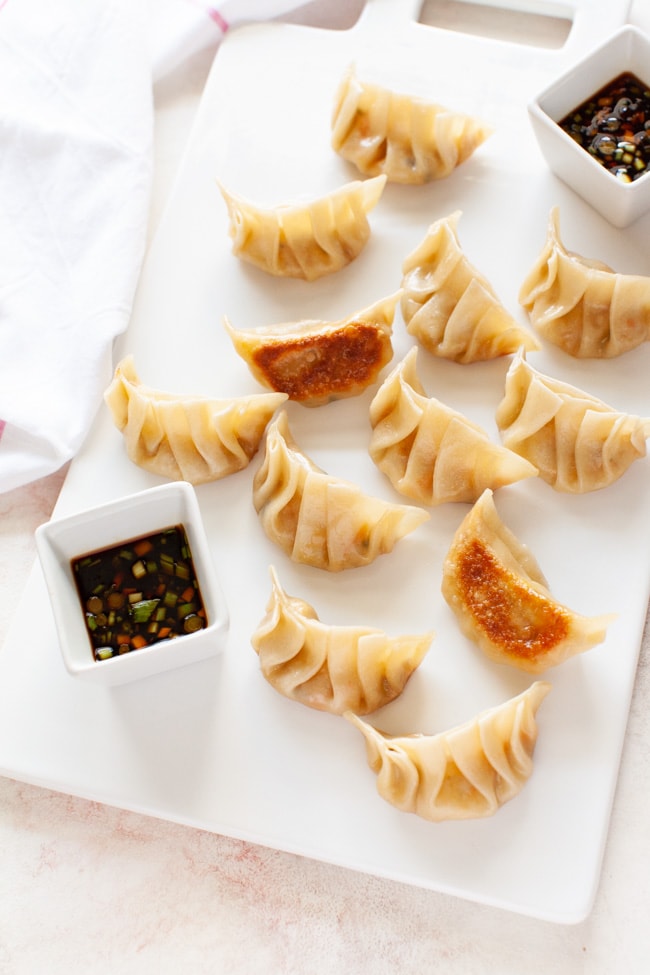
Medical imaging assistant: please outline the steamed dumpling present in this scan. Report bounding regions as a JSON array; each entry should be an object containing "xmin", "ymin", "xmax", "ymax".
[
  {"xmin": 218, "ymin": 176, "xmax": 386, "ymax": 281},
  {"xmin": 401, "ymin": 212, "xmax": 540, "ymax": 362},
  {"xmin": 369, "ymin": 347, "xmax": 537, "ymax": 504},
  {"xmin": 252, "ymin": 411, "xmax": 429, "ymax": 571},
  {"xmin": 104, "ymin": 355, "xmax": 287, "ymax": 484},
  {"xmin": 519, "ymin": 207, "xmax": 650, "ymax": 358},
  {"xmin": 223, "ymin": 291, "xmax": 399, "ymax": 407},
  {"xmin": 496, "ymin": 348, "xmax": 650, "ymax": 493},
  {"xmin": 441, "ymin": 489, "xmax": 615, "ymax": 673},
  {"xmin": 251, "ymin": 566, "xmax": 433, "ymax": 714},
  {"xmin": 331, "ymin": 65, "xmax": 492, "ymax": 183},
  {"xmin": 345, "ymin": 681, "xmax": 551, "ymax": 821}
]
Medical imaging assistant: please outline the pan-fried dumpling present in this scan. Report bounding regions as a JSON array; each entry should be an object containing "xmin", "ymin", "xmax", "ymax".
[
  {"xmin": 496, "ymin": 348, "xmax": 650, "ymax": 493},
  {"xmin": 369, "ymin": 347, "xmax": 537, "ymax": 504},
  {"xmin": 252, "ymin": 411, "xmax": 429, "ymax": 571},
  {"xmin": 400, "ymin": 212, "xmax": 540, "ymax": 362},
  {"xmin": 252, "ymin": 566, "xmax": 433, "ymax": 714},
  {"xmin": 104, "ymin": 355, "xmax": 287, "ymax": 484},
  {"xmin": 331, "ymin": 65, "xmax": 492, "ymax": 183},
  {"xmin": 218, "ymin": 176, "xmax": 386, "ymax": 281},
  {"xmin": 223, "ymin": 291, "xmax": 399, "ymax": 407},
  {"xmin": 344, "ymin": 681, "xmax": 551, "ymax": 821},
  {"xmin": 441, "ymin": 489, "xmax": 615, "ymax": 673},
  {"xmin": 519, "ymin": 207, "xmax": 650, "ymax": 358}
]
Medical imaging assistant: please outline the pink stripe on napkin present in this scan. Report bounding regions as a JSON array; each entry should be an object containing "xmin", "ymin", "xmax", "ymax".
[
  {"xmin": 206, "ymin": 7, "xmax": 229, "ymax": 32},
  {"xmin": 186, "ymin": 1, "xmax": 229, "ymax": 34}
]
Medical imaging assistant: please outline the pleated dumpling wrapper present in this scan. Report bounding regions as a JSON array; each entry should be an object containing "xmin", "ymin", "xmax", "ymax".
[
  {"xmin": 441, "ymin": 490, "xmax": 615, "ymax": 673},
  {"xmin": 400, "ymin": 211, "xmax": 540, "ymax": 363},
  {"xmin": 496, "ymin": 348, "xmax": 650, "ymax": 493},
  {"xmin": 369, "ymin": 347, "xmax": 537, "ymax": 504},
  {"xmin": 345, "ymin": 681, "xmax": 551, "ymax": 822},
  {"xmin": 251, "ymin": 566, "xmax": 433, "ymax": 715},
  {"xmin": 253, "ymin": 411, "xmax": 429, "ymax": 572},
  {"xmin": 331, "ymin": 65, "xmax": 492, "ymax": 184},
  {"xmin": 105, "ymin": 355, "xmax": 287, "ymax": 484},
  {"xmin": 519, "ymin": 207, "xmax": 650, "ymax": 358},
  {"xmin": 218, "ymin": 175, "xmax": 386, "ymax": 281}
]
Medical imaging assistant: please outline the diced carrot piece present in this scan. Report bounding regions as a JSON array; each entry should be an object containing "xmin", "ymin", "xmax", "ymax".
[
  {"xmin": 131, "ymin": 634, "xmax": 148, "ymax": 650},
  {"xmin": 158, "ymin": 627, "xmax": 172, "ymax": 639},
  {"xmin": 181, "ymin": 586, "xmax": 195, "ymax": 603},
  {"xmin": 134, "ymin": 539, "xmax": 154, "ymax": 557}
]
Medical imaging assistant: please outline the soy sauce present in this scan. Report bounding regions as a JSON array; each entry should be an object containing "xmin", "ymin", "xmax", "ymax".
[
  {"xmin": 72, "ymin": 525, "xmax": 207, "ymax": 661},
  {"xmin": 559, "ymin": 72, "xmax": 650, "ymax": 183}
]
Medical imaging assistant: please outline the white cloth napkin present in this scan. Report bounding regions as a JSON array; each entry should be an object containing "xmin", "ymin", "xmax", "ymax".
[{"xmin": 0, "ymin": 0, "xmax": 306, "ymax": 495}]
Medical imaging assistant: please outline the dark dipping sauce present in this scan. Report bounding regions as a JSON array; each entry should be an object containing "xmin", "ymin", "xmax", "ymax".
[
  {"xmin": 72, "ymin": 525, "xmax": 207, "ymax": 662},
  {"xmin": 558, "ymin": 72, "xmax": 650, "ymax": 183}
]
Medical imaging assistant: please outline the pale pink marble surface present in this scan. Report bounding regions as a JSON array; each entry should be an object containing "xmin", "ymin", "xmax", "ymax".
[{"xmin": 2, "ymin": 4, "xmax": 650, "ymax": 972}]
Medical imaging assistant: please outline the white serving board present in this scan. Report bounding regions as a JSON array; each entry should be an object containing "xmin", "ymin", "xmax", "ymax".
[{"xmin": 1, "ymin": 0, "xmax": 648, "ymax": 924}]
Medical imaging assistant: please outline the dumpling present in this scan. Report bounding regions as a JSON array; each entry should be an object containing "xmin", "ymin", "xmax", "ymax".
[
  {"xmin": 252, "ymin": 411, "xmax": 429, "ymax": 571},
  {"xmin": 223, "ymin": 291, "xmax": 399, "ymax": 407},
  {"xmin": 400, "ymin": 212, "xmax": 540, "ymax": 362},
  {"xmin": 369, "ymin": 347, "xmax": 537, "ymax": 504},
  {"xmin": 218, "ymin": 175, "xmax": 386, "ymax": 281},
  {"xmin": 331, "ymin": 65, "xmax": 492, "ymax": 183},
  {"xmin": 344, "ymin": 681, "xmax": 551, "ymax": 822},
  {"xmin": 496, "ymin": 348, "xmax": 650, "ymax": 493},
  {"xmin": 251, "ymin": 566, "xmax": 433, "ymax": 714},
  {"xmin": 441, "ymin": 489, "xmax": 615, "ymax": 673},
  {"xmin": 104, "ymin": 355, "xmax": 287, "ymax": 484},
  {"xmin": 519, "ymin": 207, "xmax": 650, "ymax": 358}
]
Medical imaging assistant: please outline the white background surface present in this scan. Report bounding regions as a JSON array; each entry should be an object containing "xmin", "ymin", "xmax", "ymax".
[{"xmin": 2, "ymin": 1, "xmax": 650, "ymax": 971}]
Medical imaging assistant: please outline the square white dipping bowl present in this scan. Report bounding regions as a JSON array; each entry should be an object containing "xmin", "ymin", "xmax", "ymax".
[
  {"xmin": 35, "ymin": 482, "xmax": 229, "ymax": 687},
  {"xmin": 528, "ymin": 25, "xmax": 650, "ymax": 228}
]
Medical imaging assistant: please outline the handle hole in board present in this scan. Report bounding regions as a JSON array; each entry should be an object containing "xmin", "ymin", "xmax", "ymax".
[
  {"xmin": 283, "ymin": 0, "xmax": 366, "ymax": 30},
  {"xmin": 419, "ymin": 0, "xmax": 573, "ymax": 49}
]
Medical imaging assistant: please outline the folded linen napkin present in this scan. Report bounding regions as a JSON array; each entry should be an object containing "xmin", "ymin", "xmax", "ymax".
[{"xmin": 0, "ymin": 0, "xmax": 305, "ymax": 495}]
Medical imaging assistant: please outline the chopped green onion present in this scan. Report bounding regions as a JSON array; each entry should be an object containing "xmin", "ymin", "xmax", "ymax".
[
  {"xmin": 183, "ymin": 615, "xmax": 204, "ymax": 633},
  {"xmin": 130, "ymin": 599, "xmax": 160, "ymax": 623}
]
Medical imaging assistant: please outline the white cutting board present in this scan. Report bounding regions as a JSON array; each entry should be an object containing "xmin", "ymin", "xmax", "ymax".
[{"xmin": 1, "ymin": 0, "xmax": 647, "ymax": 924}]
